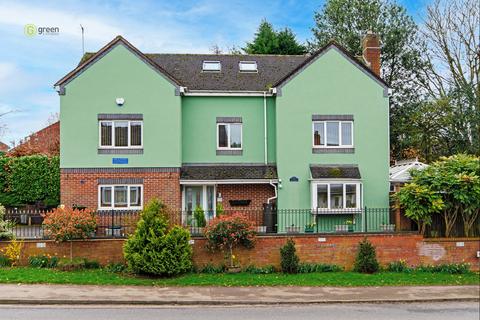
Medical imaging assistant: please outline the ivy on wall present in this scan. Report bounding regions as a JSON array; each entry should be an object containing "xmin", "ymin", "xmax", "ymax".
[{"xmin": 0, "ymin": 155, "xmax": 59, "ymax": 207}]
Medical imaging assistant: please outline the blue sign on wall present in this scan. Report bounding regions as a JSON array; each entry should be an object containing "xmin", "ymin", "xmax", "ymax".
[
  {"xmin": 289, "ymin": 176, "xmax": 299, "ymax": 182},
  {"xmin": 112, "ymin": 158, "xmax": 128, "ymax": 164}
]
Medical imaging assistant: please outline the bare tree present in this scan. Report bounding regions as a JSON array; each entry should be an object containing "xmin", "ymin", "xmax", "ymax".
[
  {"xmin": 419, "ymin": 0, "xmax": 480, "ymax": 155},
  {"xmin": 421, "ymin": 0, "xmax": 479, "ymax": 98},
  {"xmin": 209, "ymin": 44, "xmax": 223, "ymax": 54}
]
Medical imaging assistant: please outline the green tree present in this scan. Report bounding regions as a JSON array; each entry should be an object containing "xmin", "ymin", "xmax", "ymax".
[
  {"xmin": 280, "ymin": 238, "xmax": 300, "ymax": 274},
  {"xmin": 353, "ymin": 238, "xmax": 380, "ymax": 273},
  {"xmin": 410, "ymin": 154, "xmax": 480, "ymax": 237},
  {"xmin": 0, "ymin": 155, "xmax": 59, "ymax": 207},
  {"xmin": 244, "ymin": 20, "xmax": 306, "ymax": 55},
  {"xmin": 309, "ymin": 0, "xmax": 428, "ymax": 160},
  {"xmin": 124, "ymin": 199, "xmax": 193, "ymax": 276},
  {"xmin": 395, "ymin": 183, "xmax": 444, "ymax": 235},
  {"xmin": 276, "ymin": 28, "xmax": 307, "ymax": 55}
]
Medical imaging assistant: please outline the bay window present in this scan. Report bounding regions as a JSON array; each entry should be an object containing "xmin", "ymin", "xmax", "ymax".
[
  {"xmin": 99, "ymin": 120, "xmax": 142, "ymax": 148},
  {"xmin": 99, "ymin": 185, "xmax": 143, "ymax": 210},
  {"xmin": 312, "ymin": 182, "xmax": 361, "ymax": 210},
  {"xmin": 313, "ymin": 121, "xmax": 353, "ymax": 148}
]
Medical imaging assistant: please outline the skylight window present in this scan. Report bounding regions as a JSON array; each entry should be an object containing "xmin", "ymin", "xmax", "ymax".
[
  {"xmin": 202, "ymin": 61, "xmax": 221, "ymax": 72},
  {"xmin": 239, "ymin": 61, "xmax": 257, "ymax": 72}
]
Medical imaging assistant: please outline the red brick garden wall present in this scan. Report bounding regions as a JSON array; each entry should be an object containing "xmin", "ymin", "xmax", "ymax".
[
  {"xmin": 2, "ymin": 234, "xmax": 478, "ymax": 271},
  {"xmin": 60, "ymin": 169, "xmax": 181, "ymax": 210}
]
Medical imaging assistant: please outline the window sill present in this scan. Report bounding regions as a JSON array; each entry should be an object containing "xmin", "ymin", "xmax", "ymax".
[
  {"xmin": 216, "ymin": 149, "xmax": 243, "ymax": 156},
  {"xmin": 312, "ymin": 208, "xmax": 362, "ymax": 214},
  {"xmin": 98, "ymin": 148, "xmax": 144, "ymax": 155},
  {"xmin": 312, "ymin": 147, "xmax": 354, "ymax": 154},
  {"xmin": 97, "ymin": 208, "xmax": 143, "ymax": 212}
]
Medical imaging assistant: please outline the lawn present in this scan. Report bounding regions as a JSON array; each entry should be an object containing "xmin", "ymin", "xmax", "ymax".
[{"xmin": 0, "ymin": 268, "xmax": 478, "ymax": 287}]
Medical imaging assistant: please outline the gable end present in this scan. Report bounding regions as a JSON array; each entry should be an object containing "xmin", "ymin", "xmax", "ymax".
[
  {"xmin": 54, "ymin": 36, "xmax": 181, "ymax": 95},
  {"xmin": 274, "ymin": 42, "xmax": 389, "ymax": 97}
]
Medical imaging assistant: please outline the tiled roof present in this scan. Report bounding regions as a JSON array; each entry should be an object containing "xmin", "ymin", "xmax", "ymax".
[
  {"xmin": 0, "ymin": 141, "xmax": 9, "ymax": 152},
  {"xmin": 310, "ymin": 164, "xmax": 361, "ymax": 179},
  {"xmin": 148, "ymin": 54, "xmax": 307, "ymax": 91},
  {"xmin": 181, "ymin": 164, "xmax": 277, "ymax": 180}
]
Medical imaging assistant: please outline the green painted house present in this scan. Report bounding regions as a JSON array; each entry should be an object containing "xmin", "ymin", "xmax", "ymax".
[{"xmin": 56, "ymin": 34, "xmax": 389, "ymax": 232}]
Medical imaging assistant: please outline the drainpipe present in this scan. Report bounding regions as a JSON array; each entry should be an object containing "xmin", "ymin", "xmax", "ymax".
[
  {"xmin": 267, "ymin": 180, "xmax": 277, "ymax": 204},
  {"xmin": 263, "ymin": 91, "xmax": 268, "ymax": 165}
]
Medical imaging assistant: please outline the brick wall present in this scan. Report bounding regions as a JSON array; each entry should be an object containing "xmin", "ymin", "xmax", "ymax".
[
  {"xmin": 2, "ymin": 234, "xmax": 478, "ymax": 271},
  {"xmin": 217, "ymin": 184, "xmax": 275, "ymax": 210},
  {"xmin": 60, "ymin": 169, "xmax": 181, "ymax": 210}
]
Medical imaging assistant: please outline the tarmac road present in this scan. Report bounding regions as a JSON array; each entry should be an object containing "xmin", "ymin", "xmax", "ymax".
[{"xmin": 0, "ymin": 302, "xmax": 478, "ymax": 320}]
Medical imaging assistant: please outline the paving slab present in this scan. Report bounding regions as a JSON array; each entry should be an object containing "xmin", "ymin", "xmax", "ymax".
[{"xmin": 0, "ymin": 284, "xmax": 478, "ymax": 305}]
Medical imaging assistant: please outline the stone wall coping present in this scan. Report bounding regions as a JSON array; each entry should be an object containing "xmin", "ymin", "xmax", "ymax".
[{"xmin": 423, "ymin": 237, "xmax": 480, "ymax": 242}]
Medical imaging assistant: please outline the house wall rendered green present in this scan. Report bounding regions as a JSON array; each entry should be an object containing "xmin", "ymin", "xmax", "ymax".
[
  {"xmin": 275, "ymin": 47, "xmax": 389, "ymax": 210},
  {"xmin": 59, "ymin": 42, "xmax": 389, "ymax": 223},
  {"xmin": 182, "ymin": 96, "xmax": 276, "ymax": 164},
  {"xmin": 60, "ymin": 44, "xmax": 182, "ymax": 168}
]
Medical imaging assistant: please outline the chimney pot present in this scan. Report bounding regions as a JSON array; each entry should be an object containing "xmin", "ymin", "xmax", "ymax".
[{"xmin": 362, "ymin": 32, "xmax": 381, "ymax": 77}]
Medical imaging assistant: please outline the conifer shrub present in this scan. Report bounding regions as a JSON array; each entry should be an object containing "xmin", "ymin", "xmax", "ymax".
[
  {"xmin": 353, "ymin": 238, "xmax": 380, "ymax": 273},
  {"xmin": 280, "ymin": 238, "xmax": 299, "ymax": 274},
  {"xmin": 123, "ymin": 199, "xmax": 192, "ymax": 276}
]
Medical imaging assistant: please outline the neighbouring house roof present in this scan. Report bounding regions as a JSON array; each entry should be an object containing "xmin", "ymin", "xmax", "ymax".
[
  {"xmin": 180, "ymin": 164, "xmax": 277, "ymax": 181},
  {"xmin": 389, "ymin": 158, "xmax": 428, "ymax": 183},
  {"xmin": 57, "ymin": 36, "xmax": 387, "ymax": 93},
  {"xmin": 8, "ymin": 121, "xmax": 60, "ymax": 157},
  {"xmin": 310, "ymin": 164, "xmax": 361, "ymax": 179},
  {"xmin": 0, "ymin": 141, "xmax": 9, "ymax": 152}
]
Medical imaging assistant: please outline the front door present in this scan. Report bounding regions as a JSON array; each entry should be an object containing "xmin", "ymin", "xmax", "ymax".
[{"xmin": 183, "ymin": 185, "xmax": 216, "ymax": 224}]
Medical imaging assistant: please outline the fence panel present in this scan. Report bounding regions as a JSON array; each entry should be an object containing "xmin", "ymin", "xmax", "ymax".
[{"xmin": 2, "ymin": 207, "xmax": 452, "ymax": 240}]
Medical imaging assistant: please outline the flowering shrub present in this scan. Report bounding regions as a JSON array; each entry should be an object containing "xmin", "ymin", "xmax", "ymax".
[
  {"xmin": 43, "ymin": 207, "xmax": 96, "ymax": 242},
  {"xmin": 204, "ymin": 213, "xmax": 256, "ymax": 268},
  {"xmin": 3, "ymin": 239, "xmax": 23, "ymax": 266},
  {"xmin": 0, "ymin": 204, "xmax": 14, "ymax": 240}
]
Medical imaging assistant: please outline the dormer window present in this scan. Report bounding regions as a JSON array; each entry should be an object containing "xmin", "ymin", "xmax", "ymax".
[
  {"xmin": 202, "ymin": 61, "xmax": 221, "ymax": 72},
  {"xmin": 239, "ymin": 61, "xmax": 257, "ymax": 72}
]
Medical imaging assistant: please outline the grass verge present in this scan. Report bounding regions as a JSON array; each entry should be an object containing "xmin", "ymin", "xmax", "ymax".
[{"xmin": 0, "ymin": 267, "xmax": 478, "ymax": 286}]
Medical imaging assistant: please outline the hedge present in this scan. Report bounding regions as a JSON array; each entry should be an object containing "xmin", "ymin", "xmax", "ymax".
[{"xmin": 0, "ymin": 155, "xmax": 59, "ymax": 207}]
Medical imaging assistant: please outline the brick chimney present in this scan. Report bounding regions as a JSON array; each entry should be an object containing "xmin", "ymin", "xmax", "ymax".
[{"xmin": 362, "ymin": 31, "xmax": 381, "ymax": 77}]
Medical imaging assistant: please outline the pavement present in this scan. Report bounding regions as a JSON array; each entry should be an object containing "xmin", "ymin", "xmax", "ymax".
[{"xmin": 0, "ymin": 284, "xmax": 478, "ymax": 305}]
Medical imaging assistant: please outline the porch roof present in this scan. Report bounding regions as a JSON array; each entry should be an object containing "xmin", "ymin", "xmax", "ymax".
[
  {"xmin": 180, "ymin": 164, "xmax": 277, "ymax": 181},
  {"xmin": 310, "ymin": 164, "xmax": 361, "ymax": 179}
]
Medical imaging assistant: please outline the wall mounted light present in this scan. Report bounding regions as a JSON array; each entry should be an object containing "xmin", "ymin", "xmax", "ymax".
[{"xmin": 116, "ymin": 98, "xmax": 125, "ymax": 106}]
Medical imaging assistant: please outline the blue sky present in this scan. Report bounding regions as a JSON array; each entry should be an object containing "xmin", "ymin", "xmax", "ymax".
[{"xmin": 0, "ymin": 0, "xmax": 429, "ymax": 145}]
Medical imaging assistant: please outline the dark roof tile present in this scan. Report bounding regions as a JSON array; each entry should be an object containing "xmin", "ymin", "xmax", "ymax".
[
  {"xmin": 310, "ymin": 164, "xmax": 361, "ymax": 179},
  {"xmin": 181, "ymin": 164, "xmax": 277, "ymax": 180},
  {"xmin": 148, "ymin": 54, "xmax": 307, "ymax": 91}
]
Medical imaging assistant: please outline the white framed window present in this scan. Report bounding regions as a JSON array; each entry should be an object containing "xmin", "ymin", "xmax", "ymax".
[
  {"xmin": 311, "ymin": 182, "xmax": 361, "ymax": 210},
  {"xmin": 202, "ymin": 61, "xmax": 221, "ymax": 72},
  {"xmin": 239, "ymin": 61, "xmax": 257, "ymax": 72},
  {"xmin": 217, "ymin": 123, "xmax": 242, "ymax": 150},
  {"xmin": 98, "ymin": 185, "xmax": 143, "ymax": 210},
  {"xmin": 312, "ymin": 121, "xmax": 353, "ymax": 148},
  {"xmin": 99, "ymin": 120, "xmax": 143, "ymax": 148}
]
